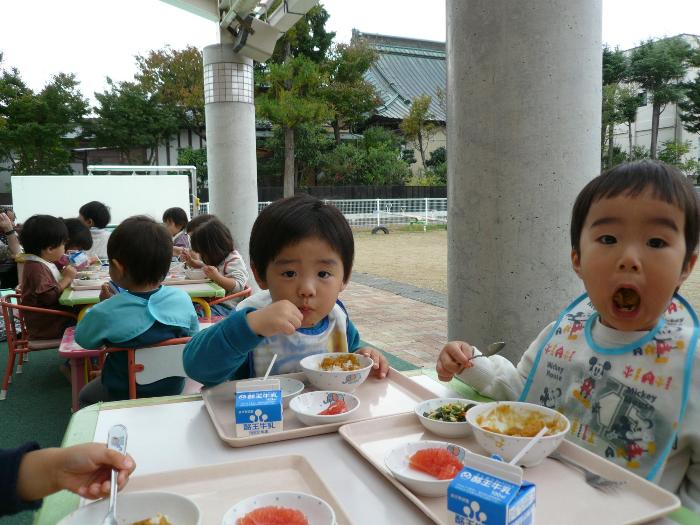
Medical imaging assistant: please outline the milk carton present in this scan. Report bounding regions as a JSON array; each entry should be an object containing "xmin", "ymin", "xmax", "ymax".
[
  {"xmin": 448, "ymin": 454, "xmax": 535, "ymax": 525},
  {"xmin": 235, "ymin": 378, "xmax": 283, "ymax": 437}
]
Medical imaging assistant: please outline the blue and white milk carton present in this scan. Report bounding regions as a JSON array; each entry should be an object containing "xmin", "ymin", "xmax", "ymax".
[
  {"xmin": 448, "ymin": 454, "xmax": 535, "ymax": 525},
  {"xmin": 235, "ymin": 378, "xmax": 283, "ymax": 437}
]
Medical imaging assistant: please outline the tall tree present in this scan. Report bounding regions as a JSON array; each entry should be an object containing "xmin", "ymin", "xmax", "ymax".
[
  {"xmin": 91, "ymin": 79, "xmax": 179, "ymax": 164},
  {"xmin": 0, "ymin": 67, "xmax": 88, "ymax": 174},
  {"xmin": 256, "ymin": 56, "xmax": 330, "ymax": 196},
  {"xmin": 679, "ymin": 73, "xmax": 700, "ymax": 135},
  {"xmin": 323, "ymin": 43, "xmax": 380, "ymax": 144},
  {"xmin": 135, "ymin": 46, "xmax": 205, "ymax": 137},
  {"xmin": 601, "ymin": 46, "xmax": 627, "ymax": 167},
  {"xmin": 269, "ymin": 5, "xmax": 335, "ymax": 64},
  {"xmin": 400, "ymin": 95, "xmax": 437, "ymax": 170},
  {"xmin": 618, "ymin": 86, "xmax": 641, "ymax": 159},
  {"xmin": 629, "ymin": 37, "xmax": 694, "ymax": 158}
]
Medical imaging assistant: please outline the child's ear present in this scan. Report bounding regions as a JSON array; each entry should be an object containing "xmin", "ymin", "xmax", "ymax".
[
  {"xmin": 571, "ymin": 248, "xmax": 583, "ymax": 279},
  {"xmin": 110, "ymin": 259, "xmax": 124, "ymax": 278},
  {"xmin": 679, "ymin": 252, "xmax": 698, "ymax": 285},
  {"xmin": 251, "ymin": 263, "xmax": 268, "ymax": 290}
]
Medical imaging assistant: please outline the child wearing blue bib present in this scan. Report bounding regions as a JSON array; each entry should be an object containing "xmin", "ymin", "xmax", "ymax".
[{"xmin": 437, "ymin": 160, "xmax": 700, "ymax": 511}]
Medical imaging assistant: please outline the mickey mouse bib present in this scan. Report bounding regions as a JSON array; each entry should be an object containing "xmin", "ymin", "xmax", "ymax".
[{"xmin": 520, "ymin": 293, "xmax": 698, "ymax": 480}]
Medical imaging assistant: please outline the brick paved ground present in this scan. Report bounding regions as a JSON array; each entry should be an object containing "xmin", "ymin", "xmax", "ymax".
[{"xmin": 339, "ymin": 273, "xmax": 447, "ymax": 369}]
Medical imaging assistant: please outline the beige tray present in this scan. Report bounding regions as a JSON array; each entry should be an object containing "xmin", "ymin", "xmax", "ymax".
[
  {"xmin": 202, "ymin": 368, "xmax": 437, "ymax": 447},
  {"xmin": 163, "ymin": 277, "xmax": 211, "ymax": 285},
  {"xmin": 116, "ymin": 454, "xmax": 356, "ymax": 525},
  {"xmin": 339, "ymin": 413, "xmax": 681, "ymax": 525}
]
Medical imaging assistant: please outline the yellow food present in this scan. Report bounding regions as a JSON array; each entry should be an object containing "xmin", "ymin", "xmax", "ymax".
[
  {"xmin": 319, "ymin": 353, "xmax": 362, "ymax": 371},
  {"xmin": 131, "ymin": 514, "xmax": 172, "ymax": 525},
  {"xmin": 476, "ymin": 404, "xmax": 565, "ymax": 437}
]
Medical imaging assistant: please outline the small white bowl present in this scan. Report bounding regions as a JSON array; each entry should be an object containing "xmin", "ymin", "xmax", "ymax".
[
  {"xmin": 222, "ymin": 491, "xmax": 335, "ymax": 525},
  {"xmin": 72, "ymin": 278, "xmax": 103, "ymax": 287},
  {"xmin": 280, "ymin": 377, "xmax": 305, "ymax": 407},
  {"xmin": 185, "ymin": 268, "xmax": 206, "ymax": 280},
  {"xmin": 299, "ymin": 352, "xmax": 373, "ymax": 393},
  {"xmin": 466, "ymin": 401, "xmax": 570, "ymax": 467},
  {"xmin": 58, "ymin": 491, "xmax": 201, "ymax": 525},
  {"xmin": 289, "ymin": 390, "xmax": 360, "ymax": 426},
  {"xmin": 415, "ymin": 398, "xmax": 480, "ymax": 438},
  {"xmin": 384, "ymin": 440, "xmax": 470, "ymax": 497}
]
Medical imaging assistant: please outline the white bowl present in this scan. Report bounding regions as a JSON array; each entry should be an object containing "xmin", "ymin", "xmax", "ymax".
[
  {"xmin": 299, "ymin": 352, "xmax": 373, "ymax": 393},
  {"xmin": 222, "ymin": 491, "xmax": 335, "ymax": 525},
  {"xmin": 280, "ymin": 377, "xmax": 305, "ymax": 407},
  {"xmin": 185, "ymin": 268, "xmax": 206, "ymax": 280},
  {"xmin": 415, "ymin": 398, "xmax": 480, "ymax": 438},
  {"xmin": 384, "ymin": 440, "xmax": 470, "ymax": 497},
  {"xmin": 72, "ymin": 278, "xmax": 103, "ymax": 287},
  {"xmin": 58, "ymin": 491, "xmax": 201, "ymax": 525},
  {"xmin": 289, "ymin": 390, "xmax": 360, "ymax": 426},
  {"xmin": 466, "ymin": 401, "xmax": 570, "ymax": 467}
]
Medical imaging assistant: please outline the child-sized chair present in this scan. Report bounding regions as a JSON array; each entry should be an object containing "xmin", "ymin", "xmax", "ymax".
[
  {"xmin": 208, "ymin": 285, "xmax": 253, "ymax": 307},
  {"xmin": 0, "ymin": 294, "xmax": 77, "ymax": 400}
]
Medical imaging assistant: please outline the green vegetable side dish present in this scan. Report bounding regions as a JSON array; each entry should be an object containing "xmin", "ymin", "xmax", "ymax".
[{"xmin": 423, "ymin": 402, "xmax": 476, "ymax": 422}]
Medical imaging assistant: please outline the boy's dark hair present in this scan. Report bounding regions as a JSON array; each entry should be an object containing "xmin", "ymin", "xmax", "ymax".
[
  {"xmin": 79, "ymin": 201, "xmax": 111, "ymax": 229},
  {"xmin": 571, "ymin": 160, "xmax": 700, "ymax": 266},
  {"xmin": 162, "ymin": 207, "xmax": 189, "ymax": 229},
  {"xmin": 186, "ymin": 213, "xmax": 215, "ymax": 234},
  {"xmin": 63, "ymin": 218, "xmax": 93, "ymax": 251},
  {"xmin": 190, "ymin": 218, "xmax": 234, "ymax": 266},
  {"xmin": 107, "ymin": 216, "xmax": 171, "ymax": 285},
  {"xmin": 20, "ymin": 215, "xmax": 69, "ymax": 256},
  {"xmin": 250, "ymin": 195, "xmax": 354, "ymax": 282}
]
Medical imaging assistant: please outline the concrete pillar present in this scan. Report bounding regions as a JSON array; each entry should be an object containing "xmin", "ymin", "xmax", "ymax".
[
  {"xmin": 447, "ymin": 0, "xmax": 602, "ymax": 362},
  {"xmin": 203, "ymin": 44, "xmax": 258, "ymax": 270}
]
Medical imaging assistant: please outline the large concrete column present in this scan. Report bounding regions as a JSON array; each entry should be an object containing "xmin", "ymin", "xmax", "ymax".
[
  {"xmin": 447, "ymin": 1, "xmax": 602, "ymax": 362},
  {"xmin": 203, "ymin": 44, "xmax": 258, "ymax": 270}
]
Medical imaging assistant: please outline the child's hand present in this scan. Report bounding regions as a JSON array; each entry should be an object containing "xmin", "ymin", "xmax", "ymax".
[
  {"xmin": 0, "ymin": 212, "xmax": 14, "ymax": 232},
  {"xmin": 356, "ymin": 347, "xmax": 389, "ymax": 379},
  {"xmin": 436, "ymin": 341, "xmax": 475, "ymax": 382},
  {"xmin": 202, "ymin": 265, "xmax": 219, "ymax": 279},
  {"xmin": 61, "ymin": 265, "xmax": 78, "ymax": 279},
  {"xmin": 99, "ymin": 283, "xmax": 114, "ymax": 302},
  {"xmin": 247, "ymin": 300, "xmax": 303, "ymax": 337}
]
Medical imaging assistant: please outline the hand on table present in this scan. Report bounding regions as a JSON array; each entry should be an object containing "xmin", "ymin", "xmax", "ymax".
[
  {"xmin": 356, "ymin": 347, "xmax": 389, "ymax": 379},
  {"xmin": 247, "ymin": 300, "xmax": 303, "ymax": 337},
  {"xmin": 436, "ymin": 341, "xmax": 475, "ymax": 382}
]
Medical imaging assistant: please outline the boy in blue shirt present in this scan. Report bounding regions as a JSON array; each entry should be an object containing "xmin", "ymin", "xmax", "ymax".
[
  {"xmin": 76, "ymin": 216, "xmax": 199, "ymax": 407},
  {"xmin": 184, "ymin": 195, "xmax": 388, "ymax": 384}
]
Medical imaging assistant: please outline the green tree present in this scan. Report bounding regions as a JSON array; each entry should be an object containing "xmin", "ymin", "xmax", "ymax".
[
  {"xmin": 657, "ymin": 139, "xmax": 699, "ymax": 179},
  {"xmin": 0, "ymin": 65, "xmax": 88, "ymax": 174},
  {"xmin": 177, "ymin": 147, "xmax": 208, "ymax": 192},
  {"xmin": 269, "ymin": 5, "xmax": 335, "ymax": 64},
  {"xmin": 617, "ymin": 86, "xmax": 641, "ymax": 160},
  {"xmin": 256, "ymin": 56, "xmax": 330, "ymax": 196},
  {"xmin": 679, "ymin": 73, "xmax": 700, "ymax": 134},
  {"xmin": 400, "ymin": 95, "xmax": 437, "ymax": 170},
  {"xmin": 135, "ymin": 46, "xmax": 204, "ymax": 138},
  {"xmin": 629, "ymin": 37, "xmax": 695, "ymax": 158},
  {"xmin": 91, "ymin": 79, "xmax": 180, "ymax": 164},
  {"xmin": 323, "ymin": 43, "xmax": 380, "ymax": 144},
  {"xmin": 601, "ymin": 46, "xmax": 628, "ymax": 168}
]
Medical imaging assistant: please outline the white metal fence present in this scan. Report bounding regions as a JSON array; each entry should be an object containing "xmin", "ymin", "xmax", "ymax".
[{"xmin": 197, "ymin": 198, "xmax": 448, "ymax": 230}]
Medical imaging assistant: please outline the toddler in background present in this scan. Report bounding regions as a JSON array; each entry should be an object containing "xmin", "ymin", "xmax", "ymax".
[
  {"xmin": 436, "ymin": 160, "xmax": 700, "ymax": 511},
  {"xmin": 162, "ymin": 207, "xmax": 190, "ymax": 257},
  {"xmin": 78, "ymin": 201, "xmax": 111, "ymax": 260},
  {"xmin": 188, "ymin": 218, "xmax": 249, "ymax": 315},
  {"xmin": 183, "ymin": 194, "xmax": 388, "ymax": 385},
  {"xmin": 75, "ymin": 216, "xmax": 199, "ymax": 407},
  {"xmin": 19, "ymin": 215, "xmax": 77, "ymax": 339}
]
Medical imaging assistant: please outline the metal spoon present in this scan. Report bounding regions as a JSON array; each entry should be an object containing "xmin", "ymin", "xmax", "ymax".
[
  {"xmin": 468, "ymin": 341, "xmax": 506, "ymax": 361},
  {"xmin": 101, "ymin": 424, "xmax": 128, "ymax": 525}
]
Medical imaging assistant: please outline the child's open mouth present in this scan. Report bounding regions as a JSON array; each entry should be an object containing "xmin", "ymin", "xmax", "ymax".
[{"xmin": 612, "ymin": 287, "xmax": 640, "ymax": 313}]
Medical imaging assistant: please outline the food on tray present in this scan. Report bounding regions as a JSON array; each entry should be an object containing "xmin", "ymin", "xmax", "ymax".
[
  {"xmin": 476, "ymin": 404, "xmax": 566, "ymax": 437},
  {"xmin": 423, "ymin": 402, "xmax": 475, "ymax": 422},
  {"xmin": 319, "ymin": 353, "xmax": 361, "ymax": 371},
  {"xmin": 131, "ymin": 514, "xmax": 172, "ymax": 525},
  {"xmin": 409, "ymin": 448, "xmax": 463, "ymax": 480},
  {"xmin": 318, "ymin": 399, "xmax": 348, "ymax": 415},
  {"xmin": 236, "ymin": 506, "xmax": 310, "ymax": 525}
]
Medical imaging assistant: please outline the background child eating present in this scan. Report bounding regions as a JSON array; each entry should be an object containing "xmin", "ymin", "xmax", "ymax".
[
  {"xmin": 76, "ymin": 216, "xmax": 199, "ymax": 407},
  {"xmin": 184, "ymin": 195, "xmax": 389, "ymax": 384},
  {"xmin": 78, "ymin": 201, "xmax": 111, "ymax": 261},
  {"xmin": 19, "ymin": 215, "xmax": 77, "ymax": 339},
  {"xmin": 187, "ymin": 218, "xmax": 250, "ymax": 314},
  {"xmin": 436, "ymin": 160, "xmax": 700, "ymax": 510},
  {"xmin": 162, "ymin": 207, "xmax": 190, "ymax": 257}
]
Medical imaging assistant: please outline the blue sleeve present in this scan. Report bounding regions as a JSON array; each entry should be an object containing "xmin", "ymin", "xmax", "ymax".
[
  {"xmin": 0, "ymin": 442, "xmax": 42, "ymax": 516},
  {"xmin": 183, "ymin": 307, "xmax": 263, "ymax": 386},
  {"xmin": 187, "ymin": 311, "xmax": 200, "ymax": 336},
  {"xmin": 74, "ymin": 304, "xmax": 110, "ymax": 349},
  {"xmin": 346, "ymin": 318, "xmax": 362, "ymax": 353}
]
